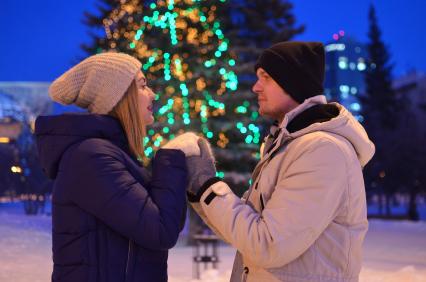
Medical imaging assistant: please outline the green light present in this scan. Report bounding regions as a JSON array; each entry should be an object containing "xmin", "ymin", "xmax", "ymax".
[
  {"xmin": 215, "ymin": 51, "xmax": 221, "ymax": 57},
  {"xmin": 163, "ymin": 127, "xmax": 170, "ymax": 134},
  {"xmin": 148, "ymin": 129, "xmax": 155, "ymax": 135},
  {"xmin": 204, "ymin": 61, "xmax": 212, "ymax": 67},
  {"xmin": 228, "ymin": 59, "xmax": 235, "ymax": 66},
  {"xmin": 236, "ymin": 122, "xmax": 243, "ymax": 129},
  {"xmin": 241, "ymin": 127, "xmax": 247, "ymax": 134},
  {"xmin": 206, "ymin": 132, "xmax": 213, "ymax": 139},
  {"xmin": 144, "ymin": 147, "xmax": 153, "ymax": 156},
  {"xmin": 236, "ymin": 106, "xmax": 247, "ymax": 113},
  {"xmin": 219, "ymin": 42, "xmax": 228, "ymax": 51},
  {"xmin": 150, "ymin": 3, "xmax": 156, "ymax": 9},
  {"xmin": 130, "ymin": 42, "xmax": 136, "ymax": 49},
  {"xmin": 216, "ymin": 171, "xmax": 225, "ymax": 178},
  {"xmin": 200, "ymin": 16, "xmax": 206, "ymax": 22}
]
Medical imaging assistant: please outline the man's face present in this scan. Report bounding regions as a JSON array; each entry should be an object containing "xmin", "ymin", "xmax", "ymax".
[{"xmin": 252, "ymin": 68, "xmax": 299, "ymax": 122}]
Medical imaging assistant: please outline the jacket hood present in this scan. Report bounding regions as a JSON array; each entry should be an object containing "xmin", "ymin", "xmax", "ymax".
[
  {"xmin": 281, "ymin": 95, "xmax": 375, "ymax": 167},
  {"xmin": 35, "ymin": 113, "xmax": 129, "ymax": 179}
]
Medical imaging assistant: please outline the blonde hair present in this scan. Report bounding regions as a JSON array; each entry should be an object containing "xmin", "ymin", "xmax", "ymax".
[{"xmin": 109, "ymin": 80, "xmax": 146, "ymax": 164}]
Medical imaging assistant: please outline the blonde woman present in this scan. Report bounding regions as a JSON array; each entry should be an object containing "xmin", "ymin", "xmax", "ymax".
[{"xmin": 35, "ymin": 53, "xmax": 199, "ymax": 282}]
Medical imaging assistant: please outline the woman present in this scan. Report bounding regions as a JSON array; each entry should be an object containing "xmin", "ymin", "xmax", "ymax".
[{"xmin": 35, "ymin": 52, "xmax": 199, "ymax": 282}]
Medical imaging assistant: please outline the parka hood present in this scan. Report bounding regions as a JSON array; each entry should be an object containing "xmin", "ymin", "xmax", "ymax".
[
  {"xmin": 34, "ymin": 113, "xmax": 128, "ymax": 179},
  {"xmin": 281, "ymin": 95, "xmax": 375, "ymax": 167}
]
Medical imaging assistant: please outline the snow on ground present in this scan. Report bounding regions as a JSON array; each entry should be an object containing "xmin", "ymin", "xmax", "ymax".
[{"xmin": 1, "ymin": 202, "xmax": 426, "ymax": 282}]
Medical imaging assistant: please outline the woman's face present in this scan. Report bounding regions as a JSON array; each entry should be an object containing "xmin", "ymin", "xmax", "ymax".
[{"xmin": 135, "ymin": 71, "xmax": 156, "ymax": 125}]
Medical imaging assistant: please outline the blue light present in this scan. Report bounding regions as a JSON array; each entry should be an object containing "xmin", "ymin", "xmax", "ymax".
[
  {"xmin": 357, "ymin": 62, "xmax": 366, "ymax": 71},
  {"xmin": 350, "ymin": 103, "xmax": 361, "ymax": 112}
]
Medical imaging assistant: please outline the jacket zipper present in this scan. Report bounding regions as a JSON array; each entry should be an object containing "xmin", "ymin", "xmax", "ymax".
[{"xmin": 125, "ymin": 239, "xmax": 134, "ymax": 282}]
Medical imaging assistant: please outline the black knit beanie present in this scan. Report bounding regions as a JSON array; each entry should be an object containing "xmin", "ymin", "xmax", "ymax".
[{"xmin": 255, "ymin": 41, "xmax": 325, "ymax": 104}]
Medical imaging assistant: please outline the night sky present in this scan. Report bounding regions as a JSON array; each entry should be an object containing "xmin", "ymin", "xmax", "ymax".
[{"xmin": 1, "ymin": 0, "xmax": 425, "ymax": 82}]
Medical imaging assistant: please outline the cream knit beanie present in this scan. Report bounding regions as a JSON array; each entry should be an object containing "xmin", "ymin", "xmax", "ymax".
[{"xmin": 49, "ymin": 52, "xmax": 142, "ymax": 114}]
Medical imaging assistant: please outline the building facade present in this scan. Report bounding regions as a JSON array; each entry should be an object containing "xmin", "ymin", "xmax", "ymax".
[{"xmin": 324, "ymin": 33, "xmax": 368, "ymax": 121}]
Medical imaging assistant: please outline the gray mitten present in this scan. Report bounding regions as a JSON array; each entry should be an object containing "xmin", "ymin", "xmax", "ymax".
[{"xmin": 186, "ymin": 138, "xmax": 217, "ymax": 198}]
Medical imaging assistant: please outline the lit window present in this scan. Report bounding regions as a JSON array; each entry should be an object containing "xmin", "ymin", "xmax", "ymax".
[
  {"xmin": 325, "ymin": 43, "xmax": 346, "ymax": 52},
  {"xmin": 338, "ymin": 56, "xmax": 348, "ymax": 69},
  {"xmin": 350, "ymin": 103, "xmax": 361, "ymax": 111},
  {"xmin": 356, "ymin": 115, "xmax": 365, "ymax": 122},
  {"xmin": 357, "ymin": 62, "xmax": 366, "ymax": 71},
  {"xmin": 340, "ymin": 85, "xmax": 350, "ymax": 93},
  {"xmin": 357, "ymin": 58, "xmax": 366, "ymax": 71}
]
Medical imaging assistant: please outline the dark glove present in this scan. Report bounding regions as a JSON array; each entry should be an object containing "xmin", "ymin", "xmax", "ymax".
[{"xmin": 186, "ymin": 138, "xmax": 218, "ymax": 198}]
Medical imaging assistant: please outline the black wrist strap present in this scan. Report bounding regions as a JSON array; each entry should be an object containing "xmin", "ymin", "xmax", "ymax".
[{"xmin": 187, "ymin": 177, "xmax": 222, "ymax": 203}]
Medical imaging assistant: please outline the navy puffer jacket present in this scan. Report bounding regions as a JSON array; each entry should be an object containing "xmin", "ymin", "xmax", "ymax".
[{"xmin": 35, "ymin": 114, "xmax": 188, "ymax": 282}]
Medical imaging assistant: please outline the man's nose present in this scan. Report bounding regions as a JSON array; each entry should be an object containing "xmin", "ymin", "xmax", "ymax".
[{"xmin": 252, "ymin": 80, "xmax": 261, "ymax": 94}]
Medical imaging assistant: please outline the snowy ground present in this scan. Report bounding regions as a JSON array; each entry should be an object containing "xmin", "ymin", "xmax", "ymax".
[{"xmin": 1, "ymin": 202, "xmax": 426, "ymax": 282}]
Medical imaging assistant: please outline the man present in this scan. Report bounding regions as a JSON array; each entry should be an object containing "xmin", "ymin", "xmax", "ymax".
[{"xmin": 186, "ymin": 41, "xmax": 375, "ymax": 282}]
